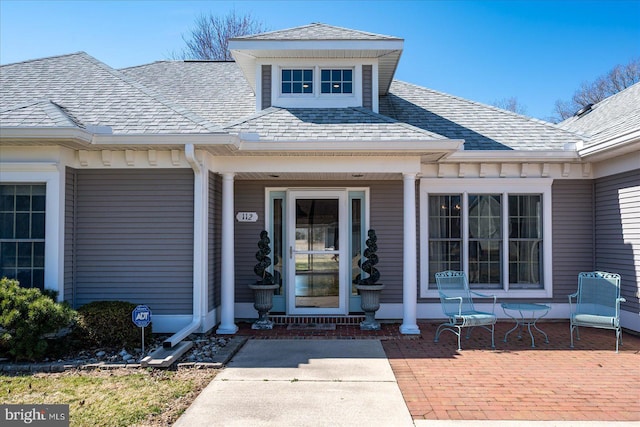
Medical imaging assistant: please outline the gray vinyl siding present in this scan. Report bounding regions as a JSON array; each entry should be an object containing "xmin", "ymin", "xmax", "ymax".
[
  {"xmin": 261, "ymin": 65, "xmax": 272, "ymax": 110},
  {"xmin": 208, "ymin": 172, "xmax": 222, "ymax": 312},
  {"xmin": 73, "ymin": 169, "xmax": 194, "ymax": 314},
  {"xmin": 552, "ymin": 180, "xmax": 595, "ymax": 301},
  {"xmin": 362, "ymin": 65, "xmax": 373, "ymax": 110},
  {"xmin": 595, "ymin": 169, "xmax": 640, "ymax": 312},
  {"xmin": 233, "ymin": 181, "xmax": 405, "ymax": 305},
  {"xmin": 63, "ymin": 167, "xmax": 76, "ymax": 305}
]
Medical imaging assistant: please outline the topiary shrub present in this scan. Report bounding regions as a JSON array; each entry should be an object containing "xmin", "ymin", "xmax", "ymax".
[
  {"xmin": 0, "ymin": 278, "xmax": 76, "ymax": 361},
  {"xmin": 75, "ymin": 300, "xmax": 152, "ymax": 350}
]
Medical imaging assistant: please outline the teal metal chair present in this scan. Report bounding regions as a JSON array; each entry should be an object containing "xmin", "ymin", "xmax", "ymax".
[
  {"xmin": 569, "ymin": 271, "xmax": 626, "ymax": 352},
  {"xmin": 434, "ymin": 271, "xmax": 497, "ymax": 350}
]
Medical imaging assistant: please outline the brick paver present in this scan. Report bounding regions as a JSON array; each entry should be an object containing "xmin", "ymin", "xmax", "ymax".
[
  {"xmin": 239, "ymin": 320, "xmax": 640, "ymax": 422},
  {"xmin": 382, "ymin": 322, "xmax": 640, "ymax": 422}
]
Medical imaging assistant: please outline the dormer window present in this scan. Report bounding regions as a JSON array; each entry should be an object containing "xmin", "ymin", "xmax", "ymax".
[
  {"xmin": 281, "ymin": 69, "xmax": 313, "ymax": 94},
  {"xmin": 321, "ymin": 69, "xmax": 353, "ymax": 94}
]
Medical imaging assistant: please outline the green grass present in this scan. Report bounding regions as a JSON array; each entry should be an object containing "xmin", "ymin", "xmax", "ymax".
[{"xmin": 1, "ymin": 368, "xmax": 217, "ymax": 427}]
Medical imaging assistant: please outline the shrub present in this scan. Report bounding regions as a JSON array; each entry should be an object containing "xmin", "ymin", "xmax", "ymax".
[
  {"xmin": 0, "ymin": 278, "xmax": 76, "ymax": 361},
  {"xmin": 75, "ymin": 301, "xmax": 152, "ymax": 350}
]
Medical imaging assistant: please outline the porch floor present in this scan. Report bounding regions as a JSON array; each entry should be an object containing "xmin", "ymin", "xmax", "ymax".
[{"xmin": 236, "ymin": 321, "xmax": 640, "ymax": 422}]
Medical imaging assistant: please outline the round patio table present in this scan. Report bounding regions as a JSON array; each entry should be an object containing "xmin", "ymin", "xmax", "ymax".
[{"xmin": 501, "ymin": 302, "xmax": 550, "ymax": 348}]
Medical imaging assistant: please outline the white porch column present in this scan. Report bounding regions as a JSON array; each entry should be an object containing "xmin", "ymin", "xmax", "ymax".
[
  {"xmin": 400, "ymin": 172, "xmax": 420, "ymax": 334},
  {"xmin": 216, "ymin": 172, "xmax": 238, "ymax": 334}
]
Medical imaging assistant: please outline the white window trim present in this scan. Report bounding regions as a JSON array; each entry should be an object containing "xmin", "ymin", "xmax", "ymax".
[
  {"xmin": 419, "ymin": 178, "xmax": 553, "ymax": 299},
  {"xmin": 318, "ymin": 67, "xmax": 355, "ymax": 98},
  {"xmin": 279, "ymin": 67, "xmax": 314, "ymax": 97},
  {"xmin": 0, "ymin": 163, "xmax": 64, "ymax": 300}
]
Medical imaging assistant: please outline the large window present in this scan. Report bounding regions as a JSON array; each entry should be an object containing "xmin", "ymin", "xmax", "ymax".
[
  {"xmin": 421, "ymin": 179, "xmax": 552, "ymax": 297},
  {"xmin": 0, "ymin": 184, "xmax": 45, "ymax": 289},
  {"xmin": 281, "ymin": 69, "xmax": 313, "ymax": 94}
]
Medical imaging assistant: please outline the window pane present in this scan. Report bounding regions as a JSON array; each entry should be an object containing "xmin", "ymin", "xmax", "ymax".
[
  {"xmin": 33, "ymin": 269, "xmax": 45, "ymax": 290},
  {"xmin": 303, "ymin": 69, "xmax": 313, "ymax": 81},
  {"xmin": 1, "ymin": 242, "xmax": 17, "ymax": 267},
  {"xmin": 282, "ymin": 83, "xmax": 291, "ymax": 93},
  {"xmin": 31, "ymin": 213, "xmax": 45, "ymax": 239},
  {"xmin": 293, "ymin": 69, "xmax": 302, "ymax": 80},
  {"xmin": 17, "ymin": 269, "xmax": 32, "ymax": 288},
  {"xmin": 17, "ymin": 242, "xmax": 32, "ymax": 267},
  {"xmin": 0, "ymin": 186, "xmax": 14, "ymax": 211},
  {"xmin": 508, "ymin": 195, "xmax": 542, "ymax": 289},
  {"xmin": 343, "ymin": 83, "xmax": 352, "ymax": 93},
  {"xmin": 321, "ymin": 69, "xmax": 330, "ymax": 80},
  {"xmin": 33, "ymin": 242, "xmax": 45, "ymax": 268},
  {"xmin": 468, "ymin": 195, "xmax": 502, "ymax": 288},
  {"xmin": 272, "ymin": 198, "xmax": 283, "ymax": 294},
  {"xmin": 282, "ymin": 69, "xmax": 291, "ymax": 80},
  {"xmin": 428, "ymin": 195, "xmax": 462, "ymax": 287},
  {"xmin": 332, "ymin": 69, "xmax": 341, "ymax": 80},
  {"xmin": 15, "ymin": 213, "xmax": 30, "ymax": 239},
  {"xmin": 0, "ymin": 212, "xmax": 14, "ymax": 239},
  {"xmin": 343, "ymin": 69, "xmax": 352, "ymax": 81},
  {"xmin": 303, "ymin": 84, "xmax": 313, "ymax": 94},
  {"xmin": 332, "ymin": 83, "xmax": 341, "ymax": 93},
  {"xmin": 321, "ymin": 83, "xmax": 330, "ymax": 93},
  {"xmin": 293, "ymin": 83, "xmax": 302, "ymax": 93}
]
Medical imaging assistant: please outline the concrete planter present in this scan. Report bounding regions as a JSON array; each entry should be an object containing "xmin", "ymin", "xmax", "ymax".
[
  {"xmin": 356, "ymin": 284, "xmax": 385, "ymax": 330},
  {"xmin": 248, "ymin": 283, "xmax": 279, "ymax": 330}
]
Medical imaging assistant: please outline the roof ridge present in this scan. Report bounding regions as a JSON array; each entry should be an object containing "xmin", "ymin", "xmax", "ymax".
[
  {"xmin": 0, "ymin": 51, "xmax": 87, "ymax": 68},
  {"xmin": 392, "ymin": 79, "xmax": 586, "ymax": 141},
  {"xmin": 76, "ymin": 53, "xmax": 224, "ymax": 133},
  {"xmin": 221, "ymin": 106, "xmax": 282, "ymax": 129}
]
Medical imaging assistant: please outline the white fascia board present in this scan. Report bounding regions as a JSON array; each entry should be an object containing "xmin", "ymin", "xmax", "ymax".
[
  {"xmin": 210, "ymin": 155, "xmax": 421, "ymax": 174},
  {"xmin": 237, "ymin": 139, "xmax": 463, "ymax": 153},
  {"xmin": 229, "ymin": 39, "xmax": 404, "ymax": 54},
  {"xmin": 0, "ymin": 127, "xmax": 94, "ymax": 144},
  {"xmin": 446, "ymin": 150, "xmax": 580, "ymax": 162},
  {"xmin": 577, "ymin": 130, "xmax": 640, "ymax": 160}
]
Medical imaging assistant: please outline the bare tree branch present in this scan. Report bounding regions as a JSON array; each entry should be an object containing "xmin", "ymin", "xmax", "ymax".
[
  {"xmin": 551, "ymin": 57, "xmax": 640, "ymax": 122},
  {"xmin": 172, "ymin": 10, "xmax": 268, "ymax": 61},
  {"xmin": 492, "ymin": 96, "xmax": 528, "ymax": 115}
]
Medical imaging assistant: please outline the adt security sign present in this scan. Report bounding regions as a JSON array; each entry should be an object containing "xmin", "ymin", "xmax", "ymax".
[{"xmin": 132, "ymin": 305, "xmax": 152, "ymax": 327}]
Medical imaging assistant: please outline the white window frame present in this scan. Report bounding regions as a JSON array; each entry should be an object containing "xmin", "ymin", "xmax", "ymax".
[
  {"xmin": 279, "ymin": 68, "xmax": 314, "ymax": 96},
  {"xmin": 319, "ymin": 67, "xmax": 355, "ymax": 97},
  {"xmin": 420, "ymin": 178, "xmax": 553, "ymax": 299}
]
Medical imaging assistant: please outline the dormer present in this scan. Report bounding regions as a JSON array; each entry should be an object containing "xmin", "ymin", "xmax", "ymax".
[{"xmin": 229, "ymin": 23, "xmax": 403, "ymax": 113}]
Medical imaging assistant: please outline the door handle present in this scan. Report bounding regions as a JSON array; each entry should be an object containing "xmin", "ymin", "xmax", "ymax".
[{"xmin": 289, "ymin": 246, "xmax": 293, "ymax": 259}]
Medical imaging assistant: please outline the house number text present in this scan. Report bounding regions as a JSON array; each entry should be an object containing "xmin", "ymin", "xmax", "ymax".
[{"xmin": 236, "ymin": 212, "xmax": 258, "ymax": 222}]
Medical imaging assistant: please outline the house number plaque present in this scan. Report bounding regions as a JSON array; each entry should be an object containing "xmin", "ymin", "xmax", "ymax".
[{"xmin": 236, "ymin": 212, "xmax": 258, "ymax": 222}]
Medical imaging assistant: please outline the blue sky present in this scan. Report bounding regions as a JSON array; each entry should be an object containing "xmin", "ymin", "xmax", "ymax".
[{"xmin": 1, "ymin": 0, "xmax": 639, "ymax": 120}]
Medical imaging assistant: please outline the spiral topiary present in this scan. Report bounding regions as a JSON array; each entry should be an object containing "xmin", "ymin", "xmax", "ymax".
[
  {"xmin": 253, "ymin": 230, "xmax": 274, "ymax": 285},
  {"xmin": 358, "ymin": 229, "xmax": 380, "ymax": 285}
]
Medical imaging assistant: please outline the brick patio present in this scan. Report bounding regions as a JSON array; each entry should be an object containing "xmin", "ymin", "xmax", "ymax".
[{"xmin": 238, "ymin": 321, "xmax": 640, "ymax": 422}]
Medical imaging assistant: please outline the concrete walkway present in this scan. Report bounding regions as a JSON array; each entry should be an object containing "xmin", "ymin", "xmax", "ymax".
[{"xmin": 174, "ymin": 339, "xmax": 414, "ymax": 427}]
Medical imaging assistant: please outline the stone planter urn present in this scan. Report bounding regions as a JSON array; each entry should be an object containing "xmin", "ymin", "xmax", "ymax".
[
  {"xmin": 355, "ymin": 229, "xmax": 385, "ymax": 330},
  {"xmin": 249, "ymin": 230, "xmax": 278, "ymax": 330}
]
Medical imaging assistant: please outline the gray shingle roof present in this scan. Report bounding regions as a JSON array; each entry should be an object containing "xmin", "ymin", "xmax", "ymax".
[
  {"xmin": 558, "ymin": 81, "xmax": 640, "ymax": 146},
  {"xmin": 232, "ymin": 23, "xmax": 402, "ymax": 41},
  {"xmin": 2, "ymin": 51, "xmax": 586, "ymax": 150},
  {"xmin": 1, "ymin": 99, "xmax": 83, "ymax": 128},
  {"xmin": 0, "ymin": 53, "xmax": 220, "ymax": 134},
  {"xmin": 222, "ymin": 107, "xmax": 445, "ymax": 141},
  {"xmin": 381, "ymin": 81, "xmax": 583, "ymax": 150},
  {"xmin": 121, "ymin": 61, "xmax": 255, "ymax": 127}
]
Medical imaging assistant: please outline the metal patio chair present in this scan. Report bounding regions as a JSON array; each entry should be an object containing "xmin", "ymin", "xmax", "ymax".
[
  {"xmin": 434, "ymin": 270, "xmax": 497, "ymax": 350},
  {"xmin": 569, "ymin": 271, "xmax": 626, "ymax": 352}
]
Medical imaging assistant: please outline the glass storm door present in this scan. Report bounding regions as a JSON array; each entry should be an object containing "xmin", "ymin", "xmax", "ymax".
[{"xmin": 287, "ymin": 190, "xmax": 347, "ymax": 315}]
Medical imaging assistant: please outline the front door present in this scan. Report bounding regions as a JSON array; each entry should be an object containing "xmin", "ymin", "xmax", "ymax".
[{"xmin": 287, "ymin": 190, "xmax": 347, "ymax": 315}]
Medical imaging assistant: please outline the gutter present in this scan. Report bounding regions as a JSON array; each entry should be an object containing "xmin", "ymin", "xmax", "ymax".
[{"xmin": 162, "ymin": 143, "xmax": 203, "ymax": 348}]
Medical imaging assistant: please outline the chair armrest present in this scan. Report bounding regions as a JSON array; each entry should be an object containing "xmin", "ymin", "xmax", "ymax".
[
  {"xmin": 470, "ymin": 291, "xmax": 497, "ymax": 313},
  {"xmin": 441, "ymin": 295, "xmax": 464, "ymax": 316}
]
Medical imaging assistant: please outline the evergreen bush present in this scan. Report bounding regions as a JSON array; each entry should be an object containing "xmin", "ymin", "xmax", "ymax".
[
  {"xmin": 75, "ymin": 300, "xmax": 152, "ymax": 350},
  {"xmin": 0, "ymin": 278, "xmax": 76, "ymax": 361}
]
